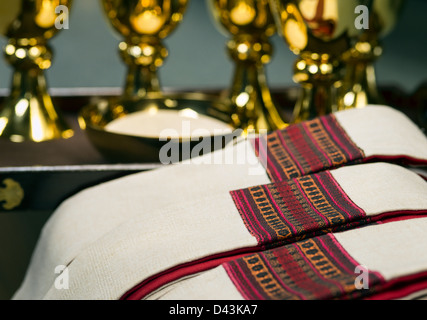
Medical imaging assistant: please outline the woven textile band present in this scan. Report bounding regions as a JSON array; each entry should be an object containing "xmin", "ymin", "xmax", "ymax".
[
  {"xmin": 231, "ymin": 171, "xmax": 368, "ymax": 247},
  {"xmin": 223, "ymin": 233, "xmax": 384, "ymax": 300},
  {"xmin": 252, "ymin": 114, "xmax": 365, "ymax": 182},
  {"xmin": 150, "ymin": 218, "xmax": 427, "ymax": 300}
]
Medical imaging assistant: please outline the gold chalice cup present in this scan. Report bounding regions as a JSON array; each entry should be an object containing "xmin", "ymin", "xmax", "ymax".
[
  {"xmin": 341, "ymin": 0, "xmax": 404, "ymax": 109},
  {"xmin": 270, "ymin": 0, "xmax": 368, "ymax": 123},
  {"xmin": 80, "ymin": 0, "xmax": 236, "ymax": 163},
  {"xmin": 0, "ymin": 0, "xmax": 73, "ymax": 143},
  {"xmin": 101, "ymin": 0, "xmax": 189, "ymax": 99},
  {"xmin": 208, "ymin": 0, "xmax": 288, "ymax": 134}
]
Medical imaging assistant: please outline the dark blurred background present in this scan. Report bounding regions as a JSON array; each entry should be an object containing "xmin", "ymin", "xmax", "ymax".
[{"xmin": 0, "ymin": 0, "xmax": 425, "ymax": 94}]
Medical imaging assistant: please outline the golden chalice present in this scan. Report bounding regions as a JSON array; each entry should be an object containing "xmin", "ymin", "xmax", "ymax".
[
  {"xmin": 0, "ymin": 0, "xmax": 73, "ymax": 142},
  {"xmin": 208, "ymin": 0, "xmax": 288, "ymax": 134},
  {"xmin": 270, "ymin": 0, "xmax": 369, "ymax": 123},
  {"xmin": 80, "ymin": 0, "xmax": 236, "ymax": 162},
  {"xmin": 101, "ymin": 0, "xmax": 189, "ymax": 99},
  {"xmin": 341, "ymin": 0, "xmax": 404, "ymax": 109}
]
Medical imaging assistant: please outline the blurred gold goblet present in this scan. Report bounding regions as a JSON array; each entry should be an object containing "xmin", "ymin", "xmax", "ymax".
[
  {"xmin": 270, "ymin": 0, "xmax": 368, "ymax": 123},
  {"xmin": 0, "ymin": 0, "xmax": 73, "ymax": 142},
  {"xmin": 341, "ymin": 0, "xmax": 404, "ymax": 109},
  {"xmin": 208, "ymin": 0, "xmax": 288, "ymax": 134},
  {"xmin": 101, "ymin": 0, "xmax": 189, "ymax": 99},
  {"xmin": 80, "ymin": 0, "xmax": 236, "ymax": 163}
]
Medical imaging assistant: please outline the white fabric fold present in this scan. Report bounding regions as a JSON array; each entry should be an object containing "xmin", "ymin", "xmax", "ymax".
[
  {"xmin": 13, "ymin": 162, "xmax": 427, "ymax": 300},
  {"xmin": 151, "ymin": 217, "xmax": 427, "ymax": 300},
  {"xmin": 12, "ymin": 105, "xmax": 427, "ymax": 300}
]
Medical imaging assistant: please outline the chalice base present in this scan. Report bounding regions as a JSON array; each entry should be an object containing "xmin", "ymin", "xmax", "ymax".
[{"xmin": 0, "ymin": 71, "xmax": 73, "ymax": 143}]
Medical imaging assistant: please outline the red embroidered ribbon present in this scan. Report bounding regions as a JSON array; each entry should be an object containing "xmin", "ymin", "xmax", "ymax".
[
  {"xmin": 252, "ymin": 114, "xmax": 365, "ymax": 182},
  {"xmin": 224, "ymin": 233, "xmax": 385, "ymax": 300},
  {"xmin": 231, "ymin": 170, "xmax": 368, "ymax": 247}
]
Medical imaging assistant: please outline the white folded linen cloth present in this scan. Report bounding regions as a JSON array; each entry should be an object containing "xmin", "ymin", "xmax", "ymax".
[
  {"xmin": 13, "ymin": 162, "xmax": 427, "ymax": 300},
  {"xmin": 13, "ymin": 105, "xmax": 427, "ymax": 300},
  {"xmin": 148, "ymin": 217, "xmax": 427, "ymax": 300}
]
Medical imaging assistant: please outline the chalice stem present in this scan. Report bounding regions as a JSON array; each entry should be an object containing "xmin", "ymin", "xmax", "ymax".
[
  {"xmin": 293, "ymin": 83, "xmax": 338, "ymax": 123},
  {"xmin": 0, "ymin": 0, "xmax": 74, "ymax": 142},
  {"xmin": 229, "ymin": 60, "xmax": 286, "ymax": 132},
  {"xmin": 124, "ymin": 64, "xmax": 161, "ymax": 98},
  {"xmin": 119, "ymin": 36, "xmax": 168, "ymax": 99}
]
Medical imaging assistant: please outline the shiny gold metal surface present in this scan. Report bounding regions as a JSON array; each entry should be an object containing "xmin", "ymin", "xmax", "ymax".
[
  {"xmin": 101, "ymin": 0, "xmax": 189, "ymax": 99},
  {"xmin": 341, "ymin": 0, "xmax": 403, "ymax": 109},
  {"xmin": 208, "ymin": 0, "xmax": 288, "ymax": 134},
  {"xmin": 80, "ymin": 0, "xmax": 237, "ymax": 162},
  {"xmin": 0, "ymin": 0, "xmax": 74, "ymax": 142},
  {"xmin": 270, "ymin": 0, "xmax": 369, "ymax": 122}
]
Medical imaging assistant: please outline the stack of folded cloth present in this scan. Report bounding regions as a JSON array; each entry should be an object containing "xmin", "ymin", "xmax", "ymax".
[{"xmin": 13, "ymin": 105, "xmax": 427, "ymax": 300}]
